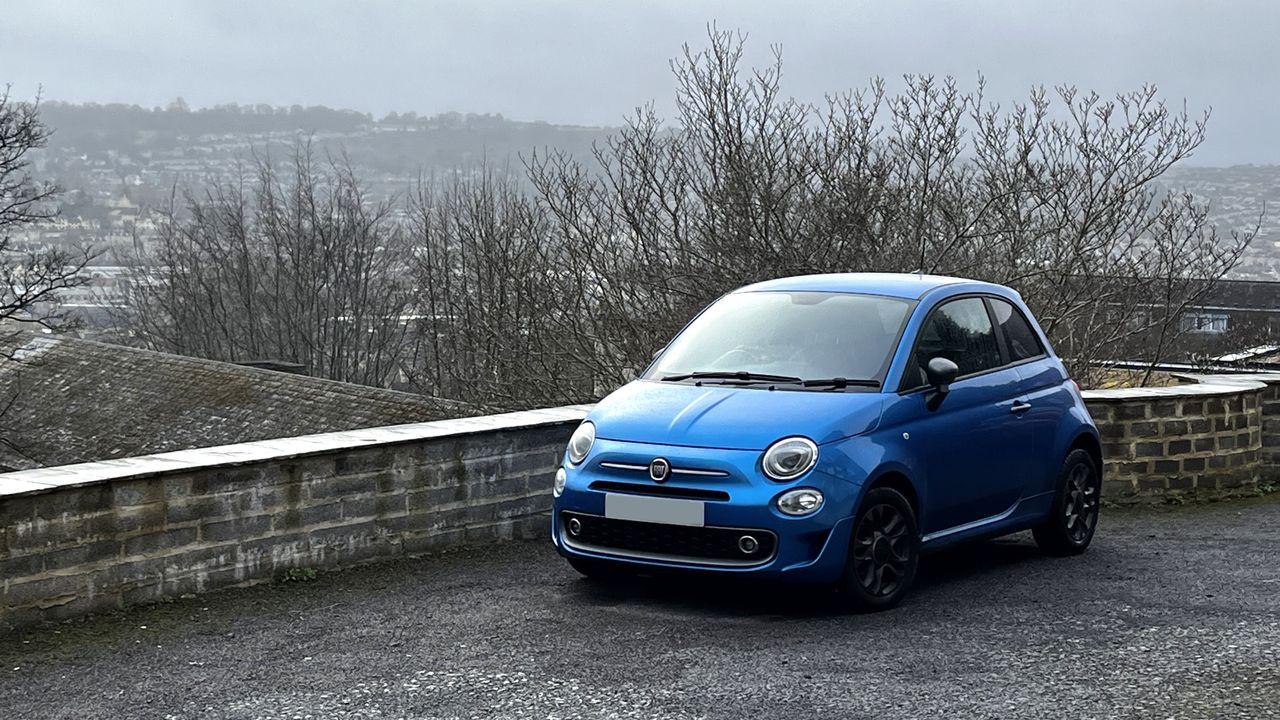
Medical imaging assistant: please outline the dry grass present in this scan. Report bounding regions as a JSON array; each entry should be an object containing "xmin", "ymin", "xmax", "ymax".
[{"xmin": 1088, "ymin": 369, "xmax": 1183, "ymax": 390}]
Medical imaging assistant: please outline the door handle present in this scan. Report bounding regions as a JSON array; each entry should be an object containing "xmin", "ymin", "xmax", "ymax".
[{"xmin": 1010, "ymin": 401, "xmax": 1032, "ymax": 414}]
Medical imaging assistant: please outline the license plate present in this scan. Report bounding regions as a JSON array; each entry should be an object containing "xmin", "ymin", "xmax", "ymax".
[{"xmin": 604, "ymin": 493, "xmax": 705, "ymax": 527}]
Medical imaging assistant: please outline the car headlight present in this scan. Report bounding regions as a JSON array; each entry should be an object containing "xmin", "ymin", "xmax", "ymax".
[
  {"xmin": 761, "ymin": 436, "xmax": 818, "ymax": 481},
  {"xmin": 553, "ymin": 467, "xmax": 567, "ymax": 497},
  {"xmin": 566, "ymin": 421, "xmax": 595, "ymax": 465},
  {"xmin": 777, "ymin": 488, "xmax": 824, "ymax": 516}
]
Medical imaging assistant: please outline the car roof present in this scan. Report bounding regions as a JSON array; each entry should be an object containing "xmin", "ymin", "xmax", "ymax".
[{"xmin": 735, "ymin": 272, "xmax": 1004, "ymax": 300}]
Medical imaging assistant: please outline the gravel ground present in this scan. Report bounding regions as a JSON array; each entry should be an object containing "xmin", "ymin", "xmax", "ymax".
[{"xmin": 2, "ymin": 497, "xmax": 1278, "ymax": 720}]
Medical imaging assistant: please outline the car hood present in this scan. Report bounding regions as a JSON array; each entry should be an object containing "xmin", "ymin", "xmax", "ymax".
[{"xmin": 589, "ymin": 380, "xmax": 885, "ymax": 451}]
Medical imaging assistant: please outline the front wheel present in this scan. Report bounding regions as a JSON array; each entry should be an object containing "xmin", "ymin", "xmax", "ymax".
[
  {"xmin": 1033, "ymin": 448, "xmax": 1101, "ymax": 556},
  {"xmin": 838, "ymin": 487, "xmax": 920, "ymax": 611}
]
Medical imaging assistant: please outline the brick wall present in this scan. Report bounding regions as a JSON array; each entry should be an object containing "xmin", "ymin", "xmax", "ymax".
[
  {"xmin": 1083, "ymin": 383, "xmax": 1265, "ymax": 501},
  {"xmin": 0, "ymin": 407, "xmax": 589, "ymax": 632},
  {"xmin": 1256, "ymin": 378, "xmax": 1280, "ymax": 470}
]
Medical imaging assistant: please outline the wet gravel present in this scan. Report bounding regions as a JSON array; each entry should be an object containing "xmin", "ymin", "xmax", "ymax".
[{"xmin": 1, "ymin": 497, "xmax": 1278, "ymax": 719}]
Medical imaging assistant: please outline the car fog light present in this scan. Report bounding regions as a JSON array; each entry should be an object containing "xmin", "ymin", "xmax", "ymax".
[
  {"xmin": 777, "ymin": 488, "xmax": 824, "ymax": 516},
  {"xmin": 738, "ymin": 535, "xmax": 759, "ymax": 554},
  {"xmin": 553, "ymin": 467, "xmax": 567, "ymax": 497},
  {"xmin": 567, "ymin": 517, "xmax": 582, "ymax": 536}
]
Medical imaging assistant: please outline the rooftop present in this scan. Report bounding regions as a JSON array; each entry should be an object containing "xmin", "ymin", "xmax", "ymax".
[
  {"xmin": 1193, "ymin": 277, "xmax": 1280, "ymax": 312},
  {"xmin": 0, "ymin": 332, "xmax": 477, "ymax": 471}
]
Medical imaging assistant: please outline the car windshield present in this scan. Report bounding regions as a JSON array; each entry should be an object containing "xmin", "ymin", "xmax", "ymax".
[{"xmin": 644, "ymin": 291, "xmax": 914, "ymax": 388}]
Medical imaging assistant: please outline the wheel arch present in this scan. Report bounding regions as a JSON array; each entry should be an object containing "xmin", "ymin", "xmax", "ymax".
[
  {"xmin": 1068, "ymin": 431, "xmax": 1103, "ymax": 476},
  {"xmin": 862, "ymin": 469, "xmax": 922, "ymax": 520}
]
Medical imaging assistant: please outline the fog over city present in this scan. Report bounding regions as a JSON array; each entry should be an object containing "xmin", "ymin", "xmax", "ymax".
[{"xmin": 4, "ymin": 0, "xmax": 1279, "ymax": 165}]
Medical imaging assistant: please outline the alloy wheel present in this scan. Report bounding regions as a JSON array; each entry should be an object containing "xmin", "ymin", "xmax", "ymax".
[
  {"xmin": 851, "ymin": 503, "xmax": 911, "ymax": 597},
  {"xmin": 1063, "ymin": 462, "xmax": 1099, "ymax": 543}
]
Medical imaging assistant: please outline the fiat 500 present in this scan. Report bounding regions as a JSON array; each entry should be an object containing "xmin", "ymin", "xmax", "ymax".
[{"xmin": 551, "ymin": 273, "xmax": 1101, "ymax": 609}]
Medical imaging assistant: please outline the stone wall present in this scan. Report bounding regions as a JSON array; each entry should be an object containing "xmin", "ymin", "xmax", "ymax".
[
  {"xmin": 1254, "ymin": 377, "xmax": 1280, "ymax": 470},
  {"xmin": 0, "ymin": 407, "xmax": 588, "ymax": 632},
  {"xmin": 1082, "ymin": 381, "xmax": 1266, "ymax": 501}
]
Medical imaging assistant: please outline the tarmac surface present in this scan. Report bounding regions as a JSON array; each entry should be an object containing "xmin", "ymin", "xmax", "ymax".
[{"xmin": 2, "ymin": 496, "xmax": 1278, "ymax": 719}]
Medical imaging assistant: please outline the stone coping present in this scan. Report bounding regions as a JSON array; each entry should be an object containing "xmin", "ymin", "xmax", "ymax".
[
  {"xmin": 1169, "ymin": 372, "xmax": 1280, "ymax": 387},
  {"xmin": 0, "ymin": 405, "xmax": 593, "ymax": 500},
  {"xmin": 1080, "ymin": 373, "xmax": 1280, "ymax": 402},
  {"xmin": 7, "ymin": 371, "xmax": 1280, "ymax": 499}
]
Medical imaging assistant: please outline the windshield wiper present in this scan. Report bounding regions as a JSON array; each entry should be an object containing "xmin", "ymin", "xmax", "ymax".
[
  {"xmin": 659, "ymin": 370, "xmax": 805, "ymax": 384},
  {"xmin": 799, "ymin": 377, "xmax": 881, "ymax": 389},
  {"xmin": 658, "ymin": 371, "xmax": 880, "ymax": 390}
]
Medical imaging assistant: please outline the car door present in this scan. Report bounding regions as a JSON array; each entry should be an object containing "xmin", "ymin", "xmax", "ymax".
[
  {"xmin": 991, "ymin": 296, "xmax": 1072, "ymax": 499},
  {"xmin": 893, "ymin": 296, "xmax": 1034, "ymax": 535}
]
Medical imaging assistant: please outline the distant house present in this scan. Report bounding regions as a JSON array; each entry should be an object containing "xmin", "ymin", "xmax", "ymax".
[
  {"xmin": 0, "ymin": 332, "xmax": 478, "ymax": 471},
  {"xmin": 1076, "ymin": 277, "xmax": 1280, "ymax": 372},
  {"xmin": 1165, "ymin": 278, "xmax": 1280, "ymax": 358}
]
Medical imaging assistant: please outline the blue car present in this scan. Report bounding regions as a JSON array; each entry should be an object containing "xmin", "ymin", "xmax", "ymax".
[{"xmin": 551, "ymin": 273, "xmax": 1101, "ymax": 609}]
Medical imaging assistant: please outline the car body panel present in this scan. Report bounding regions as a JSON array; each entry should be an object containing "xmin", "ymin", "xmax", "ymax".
[
  {"xmin": 590, "ymin": 380, "xmax": 884, "ymax": 451},
  {"xmin": 876, "ymin": 365, "xmax": 1035, "ymax": 535},
  {"xmin": 1014, "ymin": 358, "xmax": 1085, "ymax": 495}
]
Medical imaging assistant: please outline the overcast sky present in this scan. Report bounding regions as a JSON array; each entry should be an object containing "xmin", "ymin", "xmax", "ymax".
[{"xmin": 3, "ymin": 0, "xmax": 1277, "ymax": 165}]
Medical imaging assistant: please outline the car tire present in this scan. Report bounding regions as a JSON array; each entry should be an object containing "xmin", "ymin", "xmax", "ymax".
[
  {"xmin": 1033, "ymin": 448, "xmax": 1101, "ymax": 556},
  {"xmin": 567, "ymin": 556, "xmax": 627, "ymax": 580},
  {"xmin": 838, "ymin": 487, "xmax": 920, "ymax": 612}
]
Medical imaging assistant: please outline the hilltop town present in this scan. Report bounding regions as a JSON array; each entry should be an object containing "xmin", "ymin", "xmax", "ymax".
[
  {"xmin": 19, "ymin": 102, "xmax": 1280, "ymax": 286},
  {"xmin": 14, "ymin": 102, "xmax": 611, "ymax": 331}
]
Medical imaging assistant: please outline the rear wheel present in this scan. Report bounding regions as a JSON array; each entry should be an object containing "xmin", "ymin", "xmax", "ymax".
[
  {"xmin": 838, "ymin": 487, "xmax": 920, "ymax": 611},
  {"xmin": 1033, "ymin": 448, "xmax": 1101, "ymax": 556}
]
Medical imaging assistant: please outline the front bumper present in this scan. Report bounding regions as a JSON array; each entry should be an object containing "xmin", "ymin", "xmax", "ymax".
[
  {"xmin": 551, "ymin": 438, "xmax": 858, "ymax": 583},
  {"xmin": 560, "ymin": 510, "xmax": 780, "ymax": 567}
]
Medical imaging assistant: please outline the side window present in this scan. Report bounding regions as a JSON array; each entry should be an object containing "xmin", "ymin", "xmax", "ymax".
[
  {"xmin": 909, "ymin": 297, "xmax": 1002, "ymax": 385},
  {"xmin": 990, "ymin": 298, "xmax": 1045, "ymax": 362}
]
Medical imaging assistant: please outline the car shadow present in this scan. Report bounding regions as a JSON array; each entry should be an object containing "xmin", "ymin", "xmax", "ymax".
[
  {"xmin": 566, "ymin": 535, "xmax": 1050, "ymax": 618},
  {"xmin": 914, "ymin": 534, "xmax": 1047, "ymax": 589}
]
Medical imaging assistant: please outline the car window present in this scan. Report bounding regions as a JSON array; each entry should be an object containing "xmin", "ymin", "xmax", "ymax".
[
  {"xmin": 990, "ymin": 298, "xmax": 1045, "ymax": 362},
  {"xmin": 908, "ymin": 297, "xmax": 1002, "ymax": 386},
  {"xmin": 646, "ymin": 291, "xmax": 914, "ymax": 384}
]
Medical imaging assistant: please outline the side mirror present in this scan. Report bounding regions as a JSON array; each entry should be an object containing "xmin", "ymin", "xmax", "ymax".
[
  {"xmin": 925, "ymin": 357, "xmax": 959, "ymax": 410},
  {"xmin": 925, "ymin": 357, "xmax": 959, "ymax": 393}
]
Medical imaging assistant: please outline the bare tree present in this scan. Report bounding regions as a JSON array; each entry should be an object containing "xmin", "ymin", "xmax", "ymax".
[
  {"xmin": 511, "ymin": 30, "xmax": 1255, "ymax": 397},
  {"xmin": 963, "ymin": 84, "xmax": 1256, "ymax": 384},
  {"xmin": 404, "ymin": 167, "xmax": 588, "ymax": 406},
  {"xmin": 119, "ymin": 31, "xmax": 1256, "ymax": 408},
  {"xmin": 122, "ymin": 144, "xmax": 417, "ymax": 387},
  {"xmin": 0, "ymin": 87, "xmax": 93, "ymax": 332},
  {"xmin": 0, "ymin": 87, "xmax": 96, "ymax": 465}
]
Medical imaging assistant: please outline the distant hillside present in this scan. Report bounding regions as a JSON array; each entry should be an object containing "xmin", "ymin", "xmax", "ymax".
[
  {"xmin": 25, "ymin": 101, "xmax": 1280, "ymax": 279},
  {"xmin": 40, "ymin": 100, "xmax": 371, "ymax": 140},
  {"xmin": 1166, "ymin": 165, "xmax": 1280, "ymax": 280},
  {"xmin": 38, "ymin": 100, "xmax": 613, "ymax": 180}
]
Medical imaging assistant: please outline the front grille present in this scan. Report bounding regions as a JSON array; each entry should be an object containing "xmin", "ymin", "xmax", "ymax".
[
  {"xmin": 598, "ymin": 461, "xmax": 730, "ymax": 478},
  {"xmin": 560, "ymin": 511, "xmax": 777, "ymax": 567},
  {"xmin": 588, "ymin": 480, "xmax": 730, "ymax": 501}
]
